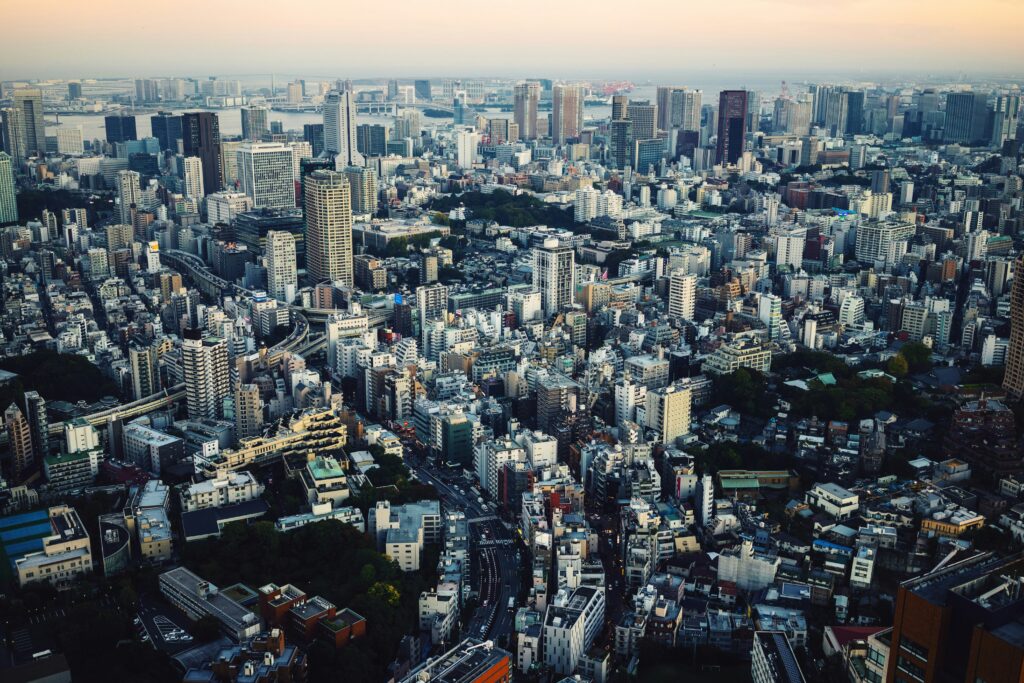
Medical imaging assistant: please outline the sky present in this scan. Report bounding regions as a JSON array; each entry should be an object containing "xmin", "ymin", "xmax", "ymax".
[{"xmin": 2, "ymin": 0, "xmax": 1023, "ymax": 81}]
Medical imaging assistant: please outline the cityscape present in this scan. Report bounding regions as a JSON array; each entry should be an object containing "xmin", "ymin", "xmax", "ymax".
[{"xmin": 1, "ymin": 7, "xmax": 1024, "ymax": 683}]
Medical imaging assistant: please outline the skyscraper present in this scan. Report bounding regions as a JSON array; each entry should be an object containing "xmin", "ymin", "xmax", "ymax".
[
  {"xmin": 22, "ymin": 390, "xmax": 48, "ymax": 459},
  {"xmin": 323, "ymin": 90, "xmax": 363, "ymax": 167},
  {"xmin": 0, "ymin": 152, "xmax": 17, "ymax": 225},
  {"xmin": 514, "ymin": 82, "xmax": 540, "ymax": 140},
  {"xmin": 608, "ymin": 119, "xmax": 633, "ymax": 170},
  {"xmin": 14, "ymin": 89, "xmax": 45, "ymax": 158},
  {"xmin": 1004, "ymin": 254, "xmax": 1024, "ymax": 399},
  {"xmin": 533, "ymin": 237, "xmax": 575, "ymax": 318},
  {"xmin": 104, "ymin": 115, "xmax": 138, "ymax": 144},
  {"xmin": 945, "ymin": 92, "xmax": 990, "ymax": 144},
  {"xmin": 341, "ymin": 165, "xmax": 378, "ymax": 216},
  {"xmin": 149, "ymin": 112, "xmax": 181, "ymax": 152},
  {"xmin": 1, "ymin": 107, "xmax": 25, "ymax": 161},
  {"xmin": 129, "ymin": 340, "xmax": 161, "ymax": 400},
  {"xmin": 414, "ymin": 80, "xmax": 432, "ymax": 101},
  {"xmin": 237, "ymin": 142, "xmax": 295, "ymax": 209},
  {"xmin": 356, "ymin": 124, "xmax": 389, "ymax": 157},
  {"xmin": 716, "ymin": 90, "xmax": 748, "ymax": 165},
  {"xmin": 240, "ymin": 105, "xmax": 270, "ymax": 141},
  {"xmin": 627, "ymin": 101, "xmax": 657, "ymax": 141},
  {"xmin": 552, "ymin": 84, "xmax": 582, "ymax": 145},
  {"xmin": 181, "ymin": 112, "xmax": 223, "ymax": 193},
  {"xmin": 265, "ymin": 230, "xmax": 297, "ymax": 303},
  {"xmin": 303, "ymin": 123, "xmax": 325, "ymax": 157},
  {"xmin": 991, "ymin": 95, "xmax": 1021, "ymax": 147},
  {"xmin": 182, "ymin": 156, "xmax": 205, "ymax": 201},
  {"xmin": 116, "ymin": 170, "xmax": 141, "ymax": 225},
  {"xmin": 182, "ymin": 328, "xmax": 230, "ymax": 419},
  {"xmin": 656, "ymin": 87, "xmax": 680, "ymax": 131},
  {"xmin": 4, "ymin": 402, "xmax": 34, "ymax": 483},
  {"xmin": 304, "ymin": 170, "xmax": 353, "ymax": 285}
]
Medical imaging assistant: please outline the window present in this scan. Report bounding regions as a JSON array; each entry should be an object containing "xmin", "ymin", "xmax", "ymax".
[
  {"xmin": 867, "ymin": 646, "xmax": 886, "ymax": 666},
  {"xmin": 897, "ymin": 655, "xmax": 926, "ymax": 682},
  {"xmin": 899, "ymin": 636, "xmax": 929, "ymax": 662}
]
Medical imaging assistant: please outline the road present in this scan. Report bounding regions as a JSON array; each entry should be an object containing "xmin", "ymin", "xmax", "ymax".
[{"xmin": 410, "ymin": 461, "xmax": 522, "ymax": 646}]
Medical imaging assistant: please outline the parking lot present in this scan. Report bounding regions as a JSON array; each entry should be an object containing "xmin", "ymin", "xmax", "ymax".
[{"xmin": 135, "ymin": 596, "xmax": 195, "ymax": 653}]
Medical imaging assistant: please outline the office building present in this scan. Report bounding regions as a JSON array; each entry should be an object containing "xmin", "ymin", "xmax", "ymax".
[
  {"xmin": 414, "ymin": 79, "xmax": 432, "ymax": 101},
  {"xmin": 514, "ymin": 82, "xmax": 541, "ymax": 140},
  {"xmin": 304, "ymin": 170, "xmax": 353, "ymax": 285},
  {"xmin": 356, "ymin": 123, "xmax": 389, "ymax": 157},
  {"xmin": 14, "ymin": 89, "xmax": 46, "ymax": 157},
  {"xmin": 1, "ymin": 107, "xmax": 25, "ymax": 161},
  {"xmin": 533, "ymin": 237, "xmax": 575, "ymax": 318},
  {"xmin": 237, "ymin": 142, "xmax": 295, "ymax": 210},
  {"xmin": 645, "ymin": 383, "xmax": 692, "ymax": 445},
  {"xmin": 122, "ymin": 423, "xmax": 185, "ymax": 475},
  {"xmin": 716, "ymin": 90, "xmax": 748, "ymax": 165},
  {"xmin": 628, "ymin": 101, "xmax": 657, "ymax": 140},
  {"xmin": 206, "ymin": 191, "xmax": 253, "ymax": 225},
  {"xmin": 104, "ymin": 114, "xmax": 137, "ymax": 144},
  {"xmin": 0, "ymin": 152, "xmax": 17, "ymax": 224},
  {"xmin": 323, "ymin": 90, "xmax": 363, "ymax": 167},
  {"xmin": 543, "ymin": 586, "xmax": 606, "ymax": 675},
  {"xmin": 151, "ymin": 112, "xmax": 183, "ymax": 152},
  {"xmin": 182, "ymin": 112, "xmax": 223, "ymax": 193},
  {"xmin": 182, "ymin": 328, "xmax": 230, "ymax": 419},
  {"xmin": 368, "ymin": 499, "xmax": 441, "ymax": 571},
  {"xmin": 159, "ymin": 566, "xmax": 260, "ymax": 641},
  {"xmin": 265, "ymin": 230, "xmax": 297, "ymax": 303},
  {"xmin": 945, "ymin": 91, "xmax": 990, "ymax": 144},
  {"xmin": 304, "ymin": 122, "xmax": 325, "ymax": 157},
  {"xmin": 552, "ymin": 84, "xmax": 582, "ymax": 145},
  {"xmin": 240, "ymin": 105, "xmax": 270, "ymax": 141}
]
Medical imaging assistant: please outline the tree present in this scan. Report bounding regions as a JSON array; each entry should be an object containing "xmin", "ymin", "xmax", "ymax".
[
  {"xmin": 900, "ymin": 342, "xmax": 933, "ymax": 373},
  {"xmin": 887, "ymin": 354, "xmax": 909, "ymax": 377}
]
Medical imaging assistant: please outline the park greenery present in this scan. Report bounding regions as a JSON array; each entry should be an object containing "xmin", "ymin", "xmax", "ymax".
[
  {"xmin": 0, "ymin": 350, "xmax": 123, "ymax": 408},
  {"xmin": 430, "ymin": 190, "xmax": 575, "ymax": 229}
]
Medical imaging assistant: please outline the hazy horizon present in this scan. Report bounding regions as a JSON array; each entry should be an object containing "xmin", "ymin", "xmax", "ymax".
[{"xmin": 3, "ymin": 0, "xmax": 1022, "ymax": 82}]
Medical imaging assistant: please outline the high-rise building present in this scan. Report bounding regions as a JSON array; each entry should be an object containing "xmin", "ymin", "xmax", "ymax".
[
  {"xmin": 991, "ymin": 95, "xmax": 1021, "ymax": 147},
  {"xmin": 104, "ymin": 115, "xmax": 138, "ymax": 144},
  {"xmin": 608, "ymin": 119, "xmax": 633, "ymax": 170},
  {"xmin": 304, "ymin": 170, "xmax": 353, "ymax": 285},
  {"xmin": 234, "ymin": 384, "xmax": 264, "ymax": 440},
  {"xmin": 151, "ymin": 112, "xmax": 183, "ymax": 152},
  {"xmin": 303, "ymin": 123, "xmax": 325, "ymax": 157},
  {"xmin": 4, "ymin": 402, "xmax": 34, "ymax": 483},
  {"xmin": 945, "ymin": 91, "xmax": 990, "ymax": 144},
  {"xmin": 414, "ymin": 80, "xmax": 432, "ymax": 101},
  {"xmin": 129, "ymin": 340, "xmax": 162, "ymax": 400},
  {"xmin": 182, "ymin": 156, "xmax": 205, "ymax": 201},
  {"xmin": 1004, "ymin": 255, "xmax": 1024, "ymax": 399},
  {"xmin": 645, "ymin": 383, "xmax": 692, "ymax": 445},
  {"xmin": 22, "ymin": 390, "xmax": 49, "ymax": 459},
  {"xmin": 265, "ymin": 230, "xmax": 297, "ymax": 303},
  {"xmin": 356, "ymin": 124, "xmax": 389, "ymax": 157},
  {"xmin": 341, "ymin": 166, "xmax": 378, "ymax": 216},
  {"xmin": 323, "ymin": 90, "xmax": 363, "ymax": 167},
  {"xmin": 55, "ymin": 126, "xmax": 84, "ymax": 156},
  {"xmin": 668, "ymin": 270, "xmax": 696, "ymax": 321},
  {"xmin": 456, "ymin": 128, "xmax": 479, "ymax": 168},
  {"xmin": 533, "ymin": 238, "xmax": 575, "ymax": 318},
  {"xmin": 240, "ymin": 105, "xmax": 269, "ymax": 141},
  {"xmin": 1, "ymin": 107, "xmax": 25, "ymax": 161},
  {"xmin": 627, "ymin": 101, "xmax": 657, "ymax": 140},
  {"xmin": 0, "ymin": 152, "xmax": 17, "ymax": 225},
  {"xmin": 182, "ymin": 328, "xmax": 230, "ymax": 420},
  {"xmin": 116, "ymin": 170, "xmax": 141, "ymax": 225},
  {"xmin": 237, "ymin": 142, "xmax": 295, "ymax": 210},
  {"xmin": 14, "ymin": 89, "xmax": 46, "ymax": 158},
  {"xmin": 514, "ymin": 82, "xmax": 540, "ymax": 140},
  {"xmin": 716, "ymin": 90, "xmax": 748, "ymax": 165},
  {"xmin": 551, "ymin": 84, "xmax": 582, "ymax": 145},
  {"xmin": 181, "ymin": 112, "xmax": 223, "ymax": 193}
]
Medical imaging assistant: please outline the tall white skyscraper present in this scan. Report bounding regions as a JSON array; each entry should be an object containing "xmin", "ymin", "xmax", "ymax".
[
  {"xmin": 182, "ymin": 328, "xmax": 230, "ymax": 419},
  {"xmin": 533, "ymin": 237, "xmax": 575, "ymax": 318},
  {"xmin": 323, "ymin": 90, "xmax": 364, "ymax": 167},
  {"xmin": 182, "ymin": 156, "xmax": 205, "ymax": 201},
  {"xmin": 0, "ymin": 152, "xmax": 17, "ymax": 225},
  {"xmin": 237, "ymin": 142, "xmax": 295, "ymax": 209},
  {"xmin": 668, "ymin": 270, "xmax": 696, "ymax": 321},
  {"xmin": 304, "ymin": 170, "xmax": 353, "ymax": 285},
  {"xmin": 265, "ymin": 230, "xmax": 297, "ymax": 303},
  {"xmin": 117, "ymin": 170, "xmax": 141, "ymax": 225}
]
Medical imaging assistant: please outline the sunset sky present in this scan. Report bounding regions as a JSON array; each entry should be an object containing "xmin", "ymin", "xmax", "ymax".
[{"xmin": 3, "ymin": 0, "xmax": 1023, "ymax": 80}]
